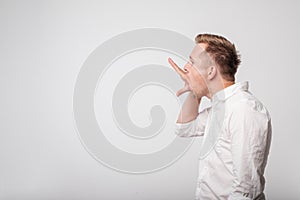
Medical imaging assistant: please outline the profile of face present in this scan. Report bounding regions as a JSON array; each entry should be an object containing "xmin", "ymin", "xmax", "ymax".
[
  {"xmin": 168, "ymin": 43, "xmax": 216, "ymax": 98},
  {"xmin": 183, "ymin": 43, "xmax": 212, "ymax": 98}
]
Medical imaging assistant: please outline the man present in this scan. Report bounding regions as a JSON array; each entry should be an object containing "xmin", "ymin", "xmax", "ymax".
[{"xmin": 168, "ymin": 34, "xmax": 272, "ymax": 199}]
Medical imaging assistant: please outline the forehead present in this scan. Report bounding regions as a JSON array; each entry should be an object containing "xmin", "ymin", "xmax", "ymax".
[{"xmin": 190, "ymin": 43, "xmax": 207, "ymax": 59}]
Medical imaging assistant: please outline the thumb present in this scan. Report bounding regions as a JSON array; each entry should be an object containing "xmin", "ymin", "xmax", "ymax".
[{"xmin": 176, "ymin": 85, "xmax": 190, "ymax": 96}]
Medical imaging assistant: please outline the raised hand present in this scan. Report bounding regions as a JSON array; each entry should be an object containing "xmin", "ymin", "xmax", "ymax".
[{"xmin": 168, "ymin": 57, "xmax": 191, "ymax": 96}]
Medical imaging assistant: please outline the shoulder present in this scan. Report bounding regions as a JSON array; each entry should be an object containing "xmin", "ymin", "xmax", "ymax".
[{"xmin": 227, "ymin": 90, "xmax": 271, "ymax": 121}]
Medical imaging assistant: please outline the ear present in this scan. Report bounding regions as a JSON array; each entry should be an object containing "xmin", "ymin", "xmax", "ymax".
[{"xmin": 207, "ymin": 65, "xmax": 217, "ymax": 80}]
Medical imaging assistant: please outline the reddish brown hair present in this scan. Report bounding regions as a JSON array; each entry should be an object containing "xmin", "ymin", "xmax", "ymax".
[{"xmin": 195, "ymin": 33, "xmax": 241, "ymax": 81}]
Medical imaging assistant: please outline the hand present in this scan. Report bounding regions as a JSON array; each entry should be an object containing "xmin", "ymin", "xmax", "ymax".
[{"xmin": 168, "ymin": 57, "xmax": 191, "ymax": 96}]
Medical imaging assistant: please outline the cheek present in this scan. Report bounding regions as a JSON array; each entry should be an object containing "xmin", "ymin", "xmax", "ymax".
[
  {"xmin": 197, "ymin": 76, "xmax": 207, "ymax": 87},
  {"xmin": 192, "ymin": 70, "xmax": 206, "ymax": 83}
]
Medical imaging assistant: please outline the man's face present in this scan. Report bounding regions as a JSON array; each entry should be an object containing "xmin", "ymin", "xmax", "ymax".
[{"xmin": 183, "ymin": 43, "xmax": 210, "ymax": 97}]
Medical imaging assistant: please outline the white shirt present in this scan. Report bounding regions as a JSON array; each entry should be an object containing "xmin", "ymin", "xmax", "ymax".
[{"xmin": 175, "ymin": 81, "xmax": 272, "ymax": 200}]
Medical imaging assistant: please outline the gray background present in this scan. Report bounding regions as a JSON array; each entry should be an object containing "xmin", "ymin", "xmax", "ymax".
[{"xmin": 1, "ymin": 0, "xmax": 299, "ymax": 199}]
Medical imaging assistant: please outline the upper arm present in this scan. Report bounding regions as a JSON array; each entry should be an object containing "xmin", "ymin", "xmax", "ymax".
[{"xmin": 228, "ymin": 102, "xmax": 272, "ymax": 198}]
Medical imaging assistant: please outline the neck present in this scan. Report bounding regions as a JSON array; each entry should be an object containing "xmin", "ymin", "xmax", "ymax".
[{"xmin": 206, "ymin": 79, "xmax": 235, "ymax": 99}]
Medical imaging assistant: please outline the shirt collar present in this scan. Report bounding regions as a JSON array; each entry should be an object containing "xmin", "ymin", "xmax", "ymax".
[{"xmin": 211, "ymin": 81, "xmax": 249, "ymax": 104}]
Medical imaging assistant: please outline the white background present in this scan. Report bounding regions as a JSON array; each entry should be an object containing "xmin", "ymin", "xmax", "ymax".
[{"xmin": 1, "ymin": 0, "xmax": 300, "ymax": 199}]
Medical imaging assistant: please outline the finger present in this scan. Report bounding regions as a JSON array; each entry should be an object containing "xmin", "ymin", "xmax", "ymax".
[
  {"xmin": 176, "ymin": 86, "xmax": 190, "ymax": 97},
  {"xmin": 168, "ymin": 57, "xmax": 186, "ymax": 76}
]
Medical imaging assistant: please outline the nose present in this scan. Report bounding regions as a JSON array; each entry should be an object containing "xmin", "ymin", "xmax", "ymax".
[{"xmin": 183, "ymin": 62, "xmax": 192, "ymax": 72}]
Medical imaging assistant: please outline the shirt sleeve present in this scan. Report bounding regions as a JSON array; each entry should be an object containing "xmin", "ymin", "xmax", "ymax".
[
  {"xmin": 174, "ymin": 106, "xmax": 211, "ymax": 137},
  {"xmin": 228, "ymin": 102, "xmax": 272, "ymax": 200}
]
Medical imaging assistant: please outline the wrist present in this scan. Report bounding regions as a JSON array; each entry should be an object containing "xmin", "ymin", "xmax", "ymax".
[{"xmin": 191, "ymin": 92, "xmax": 202, "ymax": 103}]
